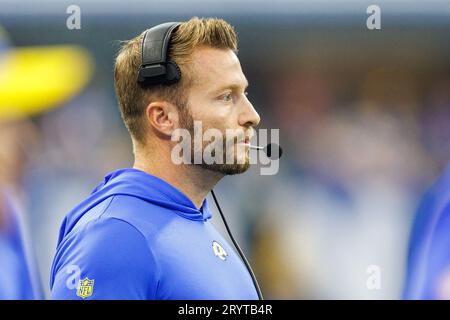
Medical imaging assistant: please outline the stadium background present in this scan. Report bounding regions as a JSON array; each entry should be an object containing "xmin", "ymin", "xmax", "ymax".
[{"xmin": 0, "ymin": 0, "xmax": 449, "ymax": 299}]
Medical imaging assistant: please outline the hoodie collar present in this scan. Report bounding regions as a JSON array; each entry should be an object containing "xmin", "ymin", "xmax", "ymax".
[{"xmin": 94, "ymin": 168, "xmax": 212, "ymax": 221}]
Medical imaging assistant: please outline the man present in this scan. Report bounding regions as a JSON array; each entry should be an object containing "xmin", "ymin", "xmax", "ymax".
[
  {"xmin": 50, "ymin": 17, "xmax": 261, "ymax": 299},
  {"xmin": 403, "ymin": 162, "xmax": 450, "ymax": 299}
]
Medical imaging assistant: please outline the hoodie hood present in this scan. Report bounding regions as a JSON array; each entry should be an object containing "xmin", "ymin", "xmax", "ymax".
[{"xmin": 58, "ymin": 168, "xmax": 212, "ymax": 240}]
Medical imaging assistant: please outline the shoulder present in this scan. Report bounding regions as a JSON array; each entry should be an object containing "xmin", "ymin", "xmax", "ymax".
[
  {"xmin": 101, "ymin": 195, "xmax": 176, "ymax": 237},
  {"xmin": 54, "ymin": 193, "xmax": 177, "ymax": 269},
  {"xmin": 50, "ymin": 215, "xmax": 161, "ymax": 299},
  {"xmin": 63, "ymin": 194, "xmax": 174, "ymax": 244}
]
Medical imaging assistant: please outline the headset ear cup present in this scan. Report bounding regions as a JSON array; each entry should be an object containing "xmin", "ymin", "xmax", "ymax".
[{"xmin": 165, "ymin": 61, "xmax": 181, "ymax": 83}]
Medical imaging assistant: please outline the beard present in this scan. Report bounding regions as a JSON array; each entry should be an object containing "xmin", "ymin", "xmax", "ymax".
[
  {"xmin": 179, "ymin": 107, "xmax": 251, "ymax": 176},
  {"xmin": 201, "ymin": 162, "xmax": 250, "ymax": 175}
]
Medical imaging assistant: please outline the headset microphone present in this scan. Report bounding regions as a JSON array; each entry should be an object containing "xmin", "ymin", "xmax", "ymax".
[{"xmin": 250, "ymin": 143, "xmax": 283, "ymax": 160}]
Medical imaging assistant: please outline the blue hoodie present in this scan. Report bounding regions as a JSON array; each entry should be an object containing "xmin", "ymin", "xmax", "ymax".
[
  {"xmin": 403, "ymin": 162, "xmax": 450, "ymax": 299},
  {"xmin": 50, "ymin": 168, "xmax": 258, "ymax": 300},
  {"xmin": 0, "ymin": 189, "xmax": 43, "ymax": 300}
]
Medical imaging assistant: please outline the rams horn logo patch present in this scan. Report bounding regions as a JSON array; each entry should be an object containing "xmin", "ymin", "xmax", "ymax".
[{"xmin": 212, "ymin": 241, "xmax": 228, "ymax": 261}]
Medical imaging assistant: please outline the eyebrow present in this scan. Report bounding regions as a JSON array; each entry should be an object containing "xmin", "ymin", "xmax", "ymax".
[{"xmin": 212, "ymin": 78, "xmax": 249, "ymax": 95}]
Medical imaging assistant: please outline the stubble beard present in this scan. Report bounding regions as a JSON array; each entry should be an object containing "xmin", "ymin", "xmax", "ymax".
[{"xmin": 180, "ymin": 107, "xmax": 251, "ymax": 175}]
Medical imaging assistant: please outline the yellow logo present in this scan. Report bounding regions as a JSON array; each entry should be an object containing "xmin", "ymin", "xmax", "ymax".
[
  {"xmin": 76, "ymin": 278, "xmax": 94, "ymax": 299},
  {"xmin": 212, "ymin": 241, "xmax": 227, "ymax": 261}
]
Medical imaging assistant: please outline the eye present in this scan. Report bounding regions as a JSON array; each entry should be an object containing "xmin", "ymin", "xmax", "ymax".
[{"xmin": 220, "ymin": 92, "xmax": 233, "ymax": 102}]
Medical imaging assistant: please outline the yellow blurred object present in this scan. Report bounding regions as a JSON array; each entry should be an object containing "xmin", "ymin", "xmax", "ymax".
[{"xmin": 0, "ymin": 45, "xmax": 93, "ymax": 120}]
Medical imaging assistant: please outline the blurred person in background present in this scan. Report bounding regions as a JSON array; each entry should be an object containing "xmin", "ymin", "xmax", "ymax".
[
  {"xmin": 0, "ymin": 25, "xmax": 93, "ymax": 299},
  {"xmin": 403, "ymin": 80, "xmax": 450, "ymax": 299},
  {"xmin": 404, "ymin": 162, "xmax": 450, "ymax": 299},
  {"xmin": 0, "ymin": 120, "xmax": 42, "ymax": 299}
]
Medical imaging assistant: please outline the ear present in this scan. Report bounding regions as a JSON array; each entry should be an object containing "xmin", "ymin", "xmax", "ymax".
[{"xmin": 144, "ymin": 100, "xmax": 180, "ymax": 138}]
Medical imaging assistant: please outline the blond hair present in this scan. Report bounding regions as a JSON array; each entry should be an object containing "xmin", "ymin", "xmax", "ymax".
[{"xmin": 114, "ymin": 17, "xmax": 238, "ymax": 144}]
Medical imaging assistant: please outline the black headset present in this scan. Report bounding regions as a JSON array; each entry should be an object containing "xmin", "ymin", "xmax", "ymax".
[
  {"xmin": 136, "ymin": 22, "xmax": 264, "ymax": 300},
  {"xmin": 137, "ymin": 22, "xmax": 182, "ymax": 86}
]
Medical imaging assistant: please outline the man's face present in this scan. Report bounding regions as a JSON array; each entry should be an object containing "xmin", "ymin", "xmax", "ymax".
[{"xmin": 182, "ymin": 46, "xmax": 260, "ymax": 175}]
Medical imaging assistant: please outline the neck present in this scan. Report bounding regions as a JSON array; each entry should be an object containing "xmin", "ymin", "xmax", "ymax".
[{"xmin": 133, "ymin": 142, "xmax": 224, "ymax": 210}]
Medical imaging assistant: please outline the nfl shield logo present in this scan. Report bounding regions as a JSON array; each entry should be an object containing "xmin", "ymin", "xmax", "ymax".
[{"xmin": 76, "ymin": 278, "xmax": 94, "ymax": 299}]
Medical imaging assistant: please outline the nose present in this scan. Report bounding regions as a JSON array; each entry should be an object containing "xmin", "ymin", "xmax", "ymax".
[{"xmin": 238, "ymin": 95, "xmax": 261, "ymax": 128}]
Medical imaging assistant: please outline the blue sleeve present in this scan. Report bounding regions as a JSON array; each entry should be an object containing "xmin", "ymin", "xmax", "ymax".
[{"xmin": 50, "ymin": 217, "xmax": 160, "ymax": 300}]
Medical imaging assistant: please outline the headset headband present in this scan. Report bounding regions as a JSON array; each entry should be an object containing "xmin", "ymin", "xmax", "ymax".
[{"xmin": 137, "ymin": 22, "xmax": 181, "ymax": 86}]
